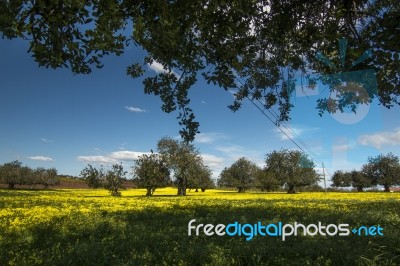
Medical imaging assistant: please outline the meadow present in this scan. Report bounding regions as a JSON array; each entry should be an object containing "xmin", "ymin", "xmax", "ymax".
[{"xmin": 0, "ymin": 188, "xmax": 399, "ymax": 265}]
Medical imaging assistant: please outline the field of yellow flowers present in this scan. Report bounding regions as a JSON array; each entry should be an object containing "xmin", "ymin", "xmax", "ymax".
[{"xmin": 0, "ymin": 188, "xmax": 399, "ymax": 265}]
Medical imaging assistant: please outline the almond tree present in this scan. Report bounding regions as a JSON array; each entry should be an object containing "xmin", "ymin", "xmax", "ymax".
[
  {"xmin": 265, "ymin": 149, "xmax": 319, "ymax": 193},
  {"xmin": 362, "ymin": 153, "xmax": 400, "ymax": 192},
  {"xmin": 0, "ymin": 160, "xmax": 22, "ymax": 189},
  {"xmin": 133, "ymin": 152, "xmax": 171, "ymax": 196},
  {"xmin": 218, "ymin": 157, "xmax": 259, "ymax": 193}
]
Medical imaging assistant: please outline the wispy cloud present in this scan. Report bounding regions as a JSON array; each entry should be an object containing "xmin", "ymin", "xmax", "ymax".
[
  {"xmin": 201, "ymin": 100, "xmax": 206, "ymax": 104},
  {"xmin": 275, "ymin": 125, "xmax": 319, "ymax": 141},
  {"xmin": 332, "ymin": 144, "xmax": 353, "ymax": 152},
  {"xmin": 77, "ymin": 150, "xmax": 150, "ymax": 164},
  {"xmin": 215, "ymin": 144, "xmax": 263, "ymax": 166},
  {"xmin": 358, "ymin": 128, "xmax": 400, "ymax": 149},
  {"xmin": 201, "ymin": 153, "xmax": 225, "ymax": 169},
  {"xmin": 125, "ymin": 106, "xmax": 147, "ymax": 113},
  {"xmin": 29, "ymin": 156, "xmax": 54, "ymax": 162},
  {"xmin": 77, "ymin": 155, "xmax": 116, "ymax": 164},
  {"xmin": 40, "ymin": 138, "xmax": 54, "ymax": 143},
  {"xmin": 201, "ymin": 153, "xmax": 225, "ymax": 178},
  {"xmin": 195, "ymin": 132, "xmax": 227, "ymax": 144}
]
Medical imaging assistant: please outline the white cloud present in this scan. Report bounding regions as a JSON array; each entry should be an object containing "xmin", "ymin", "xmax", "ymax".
[
  {"xmin": 195, "ymin": 132, "xmax": 227, "ymax": 144},
  {"xmin": 148, "ymin": 61, "xmax": 180, "ymax": 78},
  {"xmin": 78, "ymin": 150, "xmax": 150, "ymax": 164},
  {"xmin": 201, "ymin": 100, "xmax": 206, "ymax": 104},
  {"xmin": 125, "ymin": 106, "xmax": 147, "ymax": 113},
  {"xmin": 201, "ymin": 153, "xmax": 225, "ymax": 169},
  {"xmin": 29, "ymin": 156, "xmax": 54, "ymax": 162},
  {"xmin": 358, "ymin": 128, "xmax": 400, "ymax": 149},
  {"xmin": 40, "ymin": 138, "xmax": 54, "ymax": 143},
  {"xmin": 109, "ymin": 151, "xmax": 148, "ymax": 161}
]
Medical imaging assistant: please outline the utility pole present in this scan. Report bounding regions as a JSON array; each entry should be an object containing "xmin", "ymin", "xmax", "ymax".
[{"xmin": 322, "ymin": 162, "xmax": 327, "ymax": 192}]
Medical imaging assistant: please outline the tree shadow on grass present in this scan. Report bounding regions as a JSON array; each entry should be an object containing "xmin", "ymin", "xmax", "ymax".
[{"xmin": 1, "ymin": 203, "xmax": 399, "ymax": 266}]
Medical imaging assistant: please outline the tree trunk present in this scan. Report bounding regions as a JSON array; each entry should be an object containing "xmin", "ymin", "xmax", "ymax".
[
  {"xmin": 177, "ymin": 186, "xmax": 186, "ymax": 196},
  {"xmin": 201, "ymin": 188, "xmax": 205, "ymax": 192},
  {"xmin": 287, "ymin": 185, "xmax": 296, "ymax": 194},
  {"xmin": 195, "ymin": 188, "xmax": 198, "ymax": 192},
  {"xmin": 146, "ymin": 188, "xmax": 152, "ymax": 197},
  {"xmin": 357, "ymin": 186, "xmax": 363, "ymax": 192},
  {"xmin": 8, "ymin": 183, "xmax": 15, "ymax": 189},
  {"xmin": 238, "ymin": 187, "xmax": 245, "ymax": 193},
  {"xmin": 384, "ymin": 185, "xmax": 390, "ymax": 192}
]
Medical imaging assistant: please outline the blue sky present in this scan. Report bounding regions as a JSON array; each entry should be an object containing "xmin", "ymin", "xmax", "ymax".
[{"xmin": 1, "ymin": 37, "xmax": 399, "ymax": 185}]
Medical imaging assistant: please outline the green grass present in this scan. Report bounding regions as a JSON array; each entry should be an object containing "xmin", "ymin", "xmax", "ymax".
[{"xmin": 0, "ymin": 188, "xmax": 399, "ymax": 265}]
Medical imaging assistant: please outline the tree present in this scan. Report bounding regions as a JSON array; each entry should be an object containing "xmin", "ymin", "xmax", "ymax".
[
  {"xmin": 265, "ymin": 149, "xmax": 319, "ymax": 193},
  {"xmin": 187, "ymin": 162, "xmax": 214, "ymax": 192},
  {"xmin": 80, "ymin": 164, "xmax": 104, "ymax": 189},
  {"xmin": 362, "ymin": 153, "xmax": 400, "ymax": 192},
  {"xmin": 157, "ymin": 137, "xmax": 203, "ymax": 196},
  {"xmin": 0, "ymin": 160, "xmax": 23, "ymax": 189},
  {"xmin": 133, "ymin": 152, "xmax": 171, "ymax": 196},
  {"xmin": 104, "ymin": 163, "xmax": 126, "ymax": 196},
  {"xmin": 19, "ymin": 166, "xmax": 34, "ymax": 187},
  {"xmin": 1, "ymin": 1, "xmax": 398, "ymax": 142},
  {"xmin": 350, "ymin": 170, "xmax": 372, "ymax": 192},
  {"xmin": 255, "ymin": 168, "xmax": 280, "ymax": 192},
  {"xmin": 331, "ymin": 170, "xmax": 352, "ymax": 188},
  {"xmin": 33, "ymin": 167, "xmax": 59, "ymax": 189},
  {"xmin": 218, "ymin": 157, "xmax": 259, "ymax": 193}
]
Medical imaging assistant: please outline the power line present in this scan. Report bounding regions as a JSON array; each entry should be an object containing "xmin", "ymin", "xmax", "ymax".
[
  {"xmin": 234, "ymin": 76, "xmax": 320, "ymax": 163},
  {"xmin": 256, "ymin": 98, "xmax": 319, "ymax": 161}
]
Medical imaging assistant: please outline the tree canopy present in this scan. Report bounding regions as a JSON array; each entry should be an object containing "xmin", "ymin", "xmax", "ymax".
[
  {"xmin": 157, "ymin": 136, "xmax": 204, "ymax": 195},
  {"xmin": 133, "ymin": 151, "xmax": 171, "ymax": 196},
  {"xmin": 362, "ymin": 152, "xmax": 400, "ymax": 192},
  {"xmin": 1, "ymin": 0, "xmax": 398, "ymax": 141},
  {"xmin": 218, "ymin": 157, "xmax": 259, "ymax": 193},
  {"xmin": 265, "ymin": 149, "xmax": 319, "ymax": 193}
]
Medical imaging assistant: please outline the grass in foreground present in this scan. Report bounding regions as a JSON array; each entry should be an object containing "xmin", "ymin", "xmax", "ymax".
[{"xmin": 0, "ymin": 188, "xmax": 399, "ymax": 265}]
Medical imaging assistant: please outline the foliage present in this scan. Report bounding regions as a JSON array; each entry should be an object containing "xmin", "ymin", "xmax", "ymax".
[
  {"xmin": 187, "ymin": 162, "xmax": 214, "ymax": 192},
  {"xmin": 332, "ymin": 170, "xmax": 372, "ymax": 192},
  {"xmin": 218, "ymin": 157, "xmax": 259, "ymax": 193},
  {"xmin": 0, "ymin": 161, "xmax": 59, "ymax": 189},
  {"xmin": 265, "ymin": 149, "xmax": 319, "ymax": 193},
  {"xmin": 255, "ymin": 168, "xmax": 280, "ymax": 192},
  {"xmin": 33, "ymin": 167, "xmax": 59, "ymax": 189},
  {"xmin": 0, "ymin": 160, "xmax": 23, "ymax": 189},
  {"xmin": 80, "ymin": 164, "xmax": 104, "ymax": 189},
  {"xmin": 103, "ymin": 163, "xmax": 126, "ymax": 196},
  {"xmin": 362, "ymin": 153, "xmax": 400, "ymax": 192},
  {"xmin": 157, "ymin": 136, "xmax": 206, "ymax": 195},
  {"xmin": 1, "ymin": 1, "xmax": 398, "ymax": 141},
  {"xmin": 0, "ymin": 188, "xmax": 399, "ymax": 265},
  {"xmin": 133, "ymin": 152, "xmax": 171, "ymax": 196},
  {"xmin": 80, "ymin": 163, "xmax": 126, "ymax": 196},
  {"xmin": 332, "ymin": 170, "xmax": 352, "ymax": 187}
]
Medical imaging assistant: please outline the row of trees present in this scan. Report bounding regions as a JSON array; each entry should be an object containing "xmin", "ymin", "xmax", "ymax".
[
  {"xmin": 81, "ymin": 137, "xmax": 215, "ymax": 196},
  {"xmin": 332, "ymin": 153, "xmax": 400, "ymax": 192},
  {"xmin": 219, "ymin": 150, "xmax": 319, "ymax": 193},
  {"xmin": 80, "ymin": 163, "xmax": 127, "ymax": 196},
  {"xmin": 0, "ymin": 161, "xmax": 59, "ymax": 189}
]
